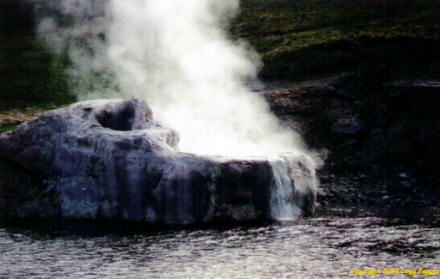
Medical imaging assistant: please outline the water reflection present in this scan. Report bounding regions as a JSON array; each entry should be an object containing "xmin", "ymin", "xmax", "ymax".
[{"xmin": 1, "ymin": 217, "xmax": 439, "ymax": 278}]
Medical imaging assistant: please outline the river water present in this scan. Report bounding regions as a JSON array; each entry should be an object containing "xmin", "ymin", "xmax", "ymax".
[{"xmin": 1, "ymin": 217, "xmax": 439, "ymax": 278}]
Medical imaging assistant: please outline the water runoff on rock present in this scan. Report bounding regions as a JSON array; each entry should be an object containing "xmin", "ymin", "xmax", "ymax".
[
  {"xmin": 35, "ymin": 0, "xmax": 320, "ymax": 220},
  {"xmin": 270, "ymin": 157, "xmax": 298, "ymax": 220}
]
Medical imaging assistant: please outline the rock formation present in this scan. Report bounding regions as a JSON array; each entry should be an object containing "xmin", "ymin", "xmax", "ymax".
[{"xmin": 0, "ymin": 99, "xmax": 316, "ymax": 224}]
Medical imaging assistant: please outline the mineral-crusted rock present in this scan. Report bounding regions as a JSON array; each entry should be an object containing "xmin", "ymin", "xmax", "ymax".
[{"xmin": 0, "ymin": 99, "xmax": 316, "ymax": 224}]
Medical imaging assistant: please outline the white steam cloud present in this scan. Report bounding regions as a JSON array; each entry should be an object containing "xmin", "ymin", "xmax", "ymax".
[{"xmin": 37, "ymin": 0, "xmax": 316, "ymax": 163}]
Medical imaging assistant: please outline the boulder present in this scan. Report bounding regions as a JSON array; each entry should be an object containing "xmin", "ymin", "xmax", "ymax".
[
  {"xmin": 331, "ymin": 117, "xmax": 364, "ymax": 135},
  {"xmin": 0, "ymin": 99, "xmax": 316, "ymax": 224}
]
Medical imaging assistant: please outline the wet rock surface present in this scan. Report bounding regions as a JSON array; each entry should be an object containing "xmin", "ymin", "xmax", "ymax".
[
  {"xmin": 0, "ymin": 99, "xmax": 316, "ymax": 224},
  {"xmin": 331, "ymin": 117, "xmax": 364, "ymax": 135}
]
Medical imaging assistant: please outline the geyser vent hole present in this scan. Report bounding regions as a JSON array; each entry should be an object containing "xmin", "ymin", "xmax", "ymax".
[{"xmin": 96, "ymin": 104, "xmax": 135, "ymax": 131}]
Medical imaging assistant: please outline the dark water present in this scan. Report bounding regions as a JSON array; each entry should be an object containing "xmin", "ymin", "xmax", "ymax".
[{"xmin": 1, "ymin": 217, "xmax": 439, "ymax": 278}]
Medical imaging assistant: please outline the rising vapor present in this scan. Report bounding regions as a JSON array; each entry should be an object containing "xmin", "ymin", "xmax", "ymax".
[{"xmin": 37, "ymin": 0, "xmax": 317, "ymax": 161}]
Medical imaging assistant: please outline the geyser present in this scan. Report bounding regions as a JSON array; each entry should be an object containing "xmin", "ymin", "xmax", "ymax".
[
  {"xmin": 1, "ymin": 0, "xmax": 319, "ymax": 222},
  {"xmin": 0, "ymin": 99, "xmax": 316, "ymax": 223}
]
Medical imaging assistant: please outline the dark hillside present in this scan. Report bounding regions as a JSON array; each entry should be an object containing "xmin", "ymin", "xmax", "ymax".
[
  {"xmin": 0, "ymin": 0, "xmax": 74, "ymax": 110},
  {"xmin": 232, "ymin": 0, "xmax": 440, "ymax": 81},
  {"xmin": 0, "ymin": 0, "xmax": 35, "ymax": 34}
]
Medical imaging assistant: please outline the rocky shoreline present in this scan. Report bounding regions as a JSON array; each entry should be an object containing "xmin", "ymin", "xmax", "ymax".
[{"xmin": 261, "ymin": 71, "xmax": 440, "ymax": 220}]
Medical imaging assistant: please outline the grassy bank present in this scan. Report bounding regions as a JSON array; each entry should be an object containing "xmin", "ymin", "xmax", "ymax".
[
  {"xmin": 0, "ymin": 33, "xmax": 74, "ymax": 111},
  {"xmin": 231, "ymin": 0, "xmax": 440, "ymax": 81},
  {"xmin": 0, "ymin": 0, "xmax": 75, "ymax": 112}
]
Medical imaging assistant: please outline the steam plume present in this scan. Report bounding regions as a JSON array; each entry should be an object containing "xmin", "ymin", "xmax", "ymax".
[{"xmin": 37, "ymin": 0, "xmax": 316, "ymax": 162}]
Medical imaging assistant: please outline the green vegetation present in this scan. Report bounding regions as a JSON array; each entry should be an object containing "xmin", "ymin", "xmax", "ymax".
[
  {"xmin": 231, "ymin": 0, "xmax": 440, "ymax": 80},
  {"xmin": 0, "ymin": 32, "xmax": 75, "ymax": 111},
  {"xmin": 0, "ymin": 0, "xmax": 75, "ymax": 111},
  {"xmin": 0, "ymin": 125, "xmax": 16, "ymax": 134}
]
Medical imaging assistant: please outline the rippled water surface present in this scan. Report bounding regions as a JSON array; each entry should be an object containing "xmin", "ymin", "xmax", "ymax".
[{"xmin": 1, "ymin": 217, "xmax": 439, "ymax": 278}]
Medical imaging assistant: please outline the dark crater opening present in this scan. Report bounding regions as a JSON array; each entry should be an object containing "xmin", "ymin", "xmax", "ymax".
[{"xmin": 96, "ymin": 104, "xmax": 135, "ymax": 131}]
